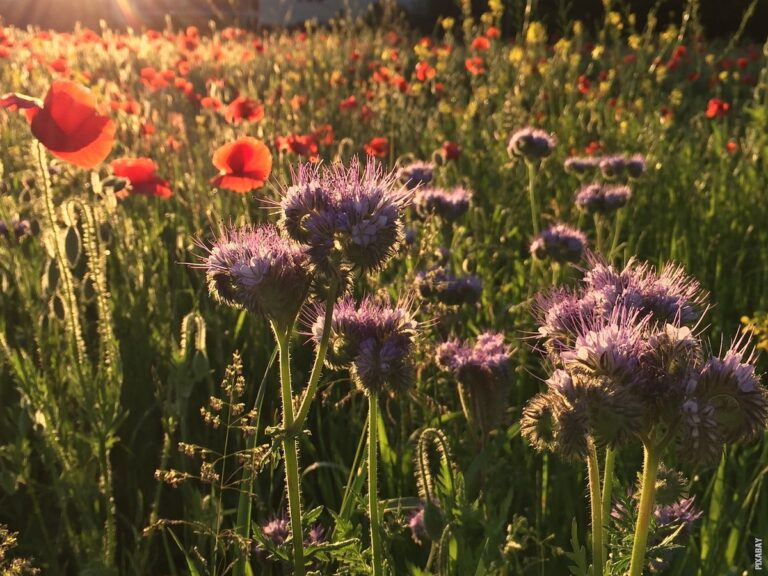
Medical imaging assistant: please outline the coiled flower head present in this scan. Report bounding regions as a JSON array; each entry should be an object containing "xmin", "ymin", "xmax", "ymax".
[
  {"xmin": 507, "ymin": 127, "xmax": 556, "ymax": 161},
  {"xmin": 312, "ymin": 295, "xmax": 418, "ymax": 395},
  {"xmin": 279, "ymin": 156, "xmax": 410, "ymax": 277},
  {"xmin": 197, "ymin": 225, "xmax": 313, "ymax": 331},
  {"xmin": 575, "ymin": 183, "xmax": 632, "ymax": 214},
  {"xmin": 530, "ymin": 224, "xmax": 587, "ymax": 263},
  {"xmin": 413, "ymin": 186, "xmax": 472, "ymax": 222},
  {"xmin": 415, "ymin": 267, "xmax": 482, "ymax": 306},
  {"xmin": 437, "ymin": 332, "xmax": 513, "ymax": 437},
  {"xmin": 525, "ymin": 256, "xmax": 767, "ymax": 464},
  {"xmin": 398, "ymin": 161, "xmax": 434, "ymax": 189},
  {"xmin": 564, "ymin": 156, "xmax": 600, "ymax": 175}
]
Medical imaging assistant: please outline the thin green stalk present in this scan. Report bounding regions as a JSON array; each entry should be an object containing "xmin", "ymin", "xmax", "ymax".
[
  {"xmin": 587, "ymin": 444, "xmax": 604, "ymax": 576},
  {"xmin": 368, "ymin": 393, "xmax": 384, "ymax": 576},
  {"xmin": 338, "ymin": 407, "xmax": 369, "ymax": 527},
  {"xmin": 628, "ymin": 444, "xmax": 661, "ymax": 576},
  {"xmin": 292, "ymin": 278, "xmax": 339, "ymax": 431},
  {"xmin": 527, "ymin": 161, "xmax": 540, "ymax": 236},
  {"xmin": 276, "ymin": 329, "xmax": 305, "ymax": 576},
  {"xmin": 233, "ymin": 346, "xmax": 278, "ymax": 576},
  {"xmin": 600, "ymin": 448, "xmax": 616, "ymax": 571},
  {"xmin": 593, "ymin": 213, "xmax": 605, "ymax": 255}
]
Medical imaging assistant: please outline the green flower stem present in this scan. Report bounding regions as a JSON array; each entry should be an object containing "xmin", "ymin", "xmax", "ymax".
[
  {"xmin": 628, "ymin": 443, "xmax": 661, "ymax": 576},
  {"xmin": 593, "ymin": 213, "xmax": 605, "ymax": 255},
  {"xmin": 527, "ymin": 161, "xmax": 540, "ymax": 237},
  {"xmin": 276, "ymin": 329, "xmax": 306, "ymax": 576},
  {"xmin": 233, "ymin": 346, "xmax": 278, "ymax": 576},
  {"xmin": 600, "ymin": 447, "xmax": 616, "ymax": 571},
  {"xmin": 587, "ymin": 443, "xmax": 604, "ymax": 576},
  {"xmin": 368, "ymin": 392, "xmax": 384, "ymax": 576},
  {"xmin": 292, "ymin": 278, "xmax": 339, "ymax": 432}
]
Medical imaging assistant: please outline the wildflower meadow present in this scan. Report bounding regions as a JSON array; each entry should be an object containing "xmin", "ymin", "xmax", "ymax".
[{"xmin": 1, "ymin": 1, "xmax": 768, "ymax": 575}]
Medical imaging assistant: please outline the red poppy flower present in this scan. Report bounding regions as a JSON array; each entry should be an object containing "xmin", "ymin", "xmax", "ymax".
[
  {"xmin": 415, "ymin": 61, "xmax": 436, "ymax": 82},
  {"xmin": 364, "ymin": 137, "xmax": 389, "ymax": 158},
  {"xmin": 224, "ymin": 96, "xmax": 264, "ymax": 123},
  {"xmin": 441, "ymin": 141, "xmax": 461, "ymax": 161},
  {"xmin": 2, "ymin": 81, "xmax": 115, "ymax": 169},
  {"xmin": 211, "ymin": 137, "xmax": 272, "ymax": 193},
  {"xmin": 705, "ymin": 98, "xmax": 729, "ymax": 119},
  {"xmin": 471, "ymin": 36, "xmax": 490, "ymax": 52},
  {"xmin": 340, "ymin": 95, "xmax": 358, "ymax": 110},
  {"xmin": 486, "ymin": 26, "xmax": 501, "ymax": 39},
  {"xmin": 276, "ymin": 134, "xmax": 319, "ymax": 160},
  {"xmin": 726, "ymin": 140, "xmax": 737, "ymax": 153},
  {"xmin": 465, "ymin": 57, "xmax": 485, "ymax": 76},
  {"xmin": 111, "ymin": 157, "xmax": 173, "ymax": 199}
]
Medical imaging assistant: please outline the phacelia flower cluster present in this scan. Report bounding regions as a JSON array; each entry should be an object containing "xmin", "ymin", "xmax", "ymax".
[
  {"xmin": 521, "ymin": 257, "xmax": 768, "ymax": 464},
  {"xmin": 199, "ymin": 225, "xmax": 313, "ymax": 330},
  {"xmin": 312, "ymin": 295, "xmax": 418, "ymax": 395},
  {"xmin": 530, "ymin": 224, "xmax": 587, "ymax": 263},
  {"xmin": 398, "ymin": 161, "xmax": 435, "ymax": 190},
  {"xmin": 413, "ymin": 186, "xmax": 472, "ymax": 222},
  {"xmin": 279, "ymin": 156, "xmax": 410, "ymax": 276},
  {"xmin": 415, "ymin": 267, "xmax": 483, "ymax": 306},
  {"xmin": 599, "ymin": 154, "xmax": 646, "ymax": 179},
  {"xmin": 437, "ymin": 332, "xmax": 513, "ymax": 437},
  {"xmin": 564, "ymin": 154, "xmax": 646, "ymax": 179},
  {"xmin": 574, "ymin": 183, "xmax": 632, "ymax": 214},
  {"xmin": 507, "ymin": 127, "xmax": 556, "ymax": 161}
]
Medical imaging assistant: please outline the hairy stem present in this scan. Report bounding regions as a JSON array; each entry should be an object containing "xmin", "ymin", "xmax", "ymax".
[
  {"xmin": 587, "ymin": 443, "xmax": 604, "ymax": 576},
  {"xmin": 628, "ymin": 443, "xmax": 661, "ymax": 576},
  {"xmin": 292, "ymin": 278, "xmax": 339, "ymax": 431},
  {"xmin": 368, "ymin": 393, "xmax": 384, "ymax": 576},
  {"xmin": 276, "ymin": 329, "xmax": 305, "ymax": 576},
  {"xmin": 527, "ymin": 161, "xmax": 540, "ymax": 237},
  {"xmin": 600, "ymin": 447, "xmax": 616, "ymax": 569}
]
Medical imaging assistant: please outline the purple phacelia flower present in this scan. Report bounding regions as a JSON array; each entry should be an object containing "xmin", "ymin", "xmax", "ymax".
[
  {"xmin": 564, "ymin": 156, "xmax": 601, "ymax": 175},
  {"xmin": 575, "ymin": 183, "xmax": 632, "ymax": 214},
  {"xmin": 598, "ymin": 154, "xmax": 646, "ymax": 179},
  {"xmin": 312, "ymin": 295, "xmax": 418, "ymax": 394},
  {"xmin": 414, "ymin": 186, "xmax": 472, "ymax": 221},
  {"xmin": 507, "ymin": 127, "xmax": 556, "ymax": 161},
  {"xmin": 0, "ymin": 218, "xmax": 31, "ymax": 241},
  {"xmin": 583, "ymin": 257, "xmax": 707, "ymax": 325},
  {"xmin": 654, "ymin": 496, "xmax": 703, "ymax": 533},
  {"xmin": 530, "ymin": 224, "xmax": 587, "ymax": 263},
  {"xmin": 279, "ymin": 156, "xmax": 410, "ymax": 275},
  {"xmin": 262, "ymin": 515, "xmax": 290, "ymax": 546},
  {"xmin": 305, "ymin": 524, "xmax": 326, "ymax": 546},
  {"xmin": 626, "ymin": 154, "xmax": 647, "ymax": 178},
  {"xmin": 407, "ymin": 506, "xmax": 427, "ymax": 545},
  {"xmin": 196, "ymin": 225, "xmax": 312, "ymax": 330},
  {"xmin": 398, "ymin": 161, "xmax": 434, "ymax": 189},
  {"xmin": 436, "ymin": 332, "xmax": 513, "ymax": 437},
  {"xmin": 415, "ymin": 267, "xmax": 482, "ymax": 306}
]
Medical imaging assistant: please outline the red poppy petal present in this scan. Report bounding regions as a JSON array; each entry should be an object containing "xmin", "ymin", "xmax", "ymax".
[
  {"xmin": 210, "ymin": 173, "xmax": 265, "ymax": 193},
  {"xmin": 0, "ymin": 92, "xmax": 43, "ymax": 111},
  {"xmin": 111, "ymin": 157, "xmax": 158, "ymax": 183},
  {"xmin": 30, "ymin": 81, "xmax": 115, "ymax": 169}
]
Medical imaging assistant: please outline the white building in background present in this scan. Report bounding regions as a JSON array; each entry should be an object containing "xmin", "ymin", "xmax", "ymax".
[{"xmin": 257, "ymin": 0, "xmax": 426, "ymax": 26}]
